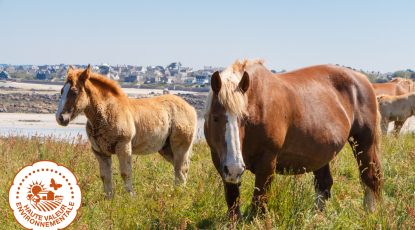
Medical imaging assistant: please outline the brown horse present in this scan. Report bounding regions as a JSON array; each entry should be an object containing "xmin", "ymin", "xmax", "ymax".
[
  {"xmin": 56, "ymin": 65, "xmax": 197, "ymax": 197},
  {"xmin": 372, "ymin": 78, "xmax": 415, "ymax": 133},
  {"xmin": 204, "ymin": 60, "xmax": 383, "ymax": 219}
]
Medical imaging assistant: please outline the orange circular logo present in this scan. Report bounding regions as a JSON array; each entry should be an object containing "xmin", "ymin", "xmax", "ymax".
[{"xmin": 8, "ymin": 161, "xmax": 82, "ymax": 230}]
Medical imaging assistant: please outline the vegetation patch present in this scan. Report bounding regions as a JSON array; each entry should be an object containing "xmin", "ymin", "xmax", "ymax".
[{"xmin": 0, "ymin": 133, "xmax": 414, "ymax": 229}]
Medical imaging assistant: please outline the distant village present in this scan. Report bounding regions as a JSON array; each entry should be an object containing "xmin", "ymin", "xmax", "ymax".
[
  {"xmin": 0, "ymin": 63, "xmax": 413, "ymax": 85},
  {"xmin": 0, "ymin": 63, "xmax": 228, "ymax": 86}
]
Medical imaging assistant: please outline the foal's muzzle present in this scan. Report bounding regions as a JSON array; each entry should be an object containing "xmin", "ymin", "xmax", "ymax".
[{"xmin": 56, "ymin": 113, "xmax": 71, "ymax": 126}]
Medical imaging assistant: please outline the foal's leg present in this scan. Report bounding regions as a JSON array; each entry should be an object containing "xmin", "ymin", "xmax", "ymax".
[
  {"xmin": 313, "ymin": 163, "xmax": 333, "ymax": 211},
  {"xmin": 393, "ymin": 119, "xmax": 406, "ymax": 134},
  {"xmin": 92, "ymin": 148, "xmax": 113, "ymax": 199},
  {"xmin": 170, "ymin": 130, "xmax": 193, "ymax": 186},
  {"xmin": 211, "ymin": 150, "xmax": 242, "ymax": 220},
  {"xmin": 380, "ymin": 117, "xmax": 389, "ymax": 134},
  {"xmin": 115, "ymin": 142, "xmax": 135, "ymax": 196},
  {"xmin": 348, "ymin": 134, "xmax": 383, "ymax": 213},
  {"xmin": 252, "ymin": 149, "xmax": 277, "ymax": 213}
]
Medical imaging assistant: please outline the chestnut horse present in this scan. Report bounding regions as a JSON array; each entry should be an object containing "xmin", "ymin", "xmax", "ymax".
[
  {"xmin": 204, "ymin": 60, "xmax": 383, "ymax": 219},
  {"xmin": 372, "ymin": 78, "xmax": 415, "ymax": 133},
  {"xmin": 56, "ymin": 65, "xmax": 197, "ymax": 197}
]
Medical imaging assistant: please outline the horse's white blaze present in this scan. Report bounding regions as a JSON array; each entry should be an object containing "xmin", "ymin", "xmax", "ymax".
[
  {"xmin": 56, "ymin": 83, "xmax": 70, "ymax": 121},
  {"xmin": 224, "ymin": 111, "xmax": 245, "ymax": 183}
]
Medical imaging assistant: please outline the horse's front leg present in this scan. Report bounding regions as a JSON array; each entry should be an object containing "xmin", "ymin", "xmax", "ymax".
[
  {"xmin": 252, "ymin": 149, "xmax": 276, "ymax": 213},
  {"xmin": 210, "ymin": 150, "xmax": 242, "ymax": 220},
  {"xmin": 92, "ymin": 148, "xmax": 113, "ymax": 199},
  {"xmin": 115, "ymin": 141, "xmax": 135, "ymax": 197}
]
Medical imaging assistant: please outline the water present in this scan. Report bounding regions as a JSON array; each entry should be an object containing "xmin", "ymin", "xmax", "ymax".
[{"xmin": 0, "ymin": 120, "xmax": 206, "ymax": 142}]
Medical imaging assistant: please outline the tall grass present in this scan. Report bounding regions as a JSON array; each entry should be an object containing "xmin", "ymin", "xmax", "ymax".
[{"xmin": 0, "ymin": 132, "xmax": 414, "ymax": 229}]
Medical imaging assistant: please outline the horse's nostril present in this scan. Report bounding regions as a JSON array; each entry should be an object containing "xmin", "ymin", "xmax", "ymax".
[{"xmin": 223, "ymin": 165, "xmax": 229, "ymax": 175}]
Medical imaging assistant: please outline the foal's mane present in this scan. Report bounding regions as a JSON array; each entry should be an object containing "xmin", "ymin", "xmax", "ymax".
[
  {"xmin": 69, "ymin": 68, "xmax": 126, "ymax": 97},
  {"xmin": 204, "ymin": 59, "xmax": 265, "ymax": 121}
]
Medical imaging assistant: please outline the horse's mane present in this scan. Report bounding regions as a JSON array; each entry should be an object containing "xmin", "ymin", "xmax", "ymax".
[
  {"xmin": 69, "ymin": 69, "xmax": 126, "ymax": 97},
  {"xmin": 204, "ymin": 59, "xmax": 265, "ymax": 121},
  {"xmin": 389, "ymin": 77, "xmax": 415, "ymax": 93},
  {"xmin": 390, "ymin": 77, "xmax": 412, "ymax": 84}
]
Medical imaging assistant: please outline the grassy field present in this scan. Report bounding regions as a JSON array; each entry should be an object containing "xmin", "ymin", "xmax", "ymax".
[{"xmin": 0, "ymin": 131, "xmax": 415, "ymax": 229}]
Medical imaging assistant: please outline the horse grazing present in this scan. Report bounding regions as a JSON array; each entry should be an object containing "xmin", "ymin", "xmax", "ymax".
[
  {"xmin": 204, "ymin": 60, "xmax": 383, "ymax": 219},
  {"xmin": 372, "ymin": 78, "xmax": 415, "ymax": 133},
  {"xmin": 56, "ymin": 65, "xmax": 197, "ymax": 197},
  {"xmin": 377, "ymin": 92, "xmax": 415, "ymax": 133}
]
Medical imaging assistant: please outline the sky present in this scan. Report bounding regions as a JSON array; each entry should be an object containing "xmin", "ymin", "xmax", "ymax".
[{"xmin": 0, "ymin": 0, "xmax": 414, "ymax": 73}]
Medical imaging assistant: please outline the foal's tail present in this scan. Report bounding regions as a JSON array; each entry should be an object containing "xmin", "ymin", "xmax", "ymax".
[
  {"xmin": 373, "ymin": 107, "xmax": 384, "ymax": 198},
  {"xmin": 188, "ymin": 107, "xmax": 198, "ymax": 158}
]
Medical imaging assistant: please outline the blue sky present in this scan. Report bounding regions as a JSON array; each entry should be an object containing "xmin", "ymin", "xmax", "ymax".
[{"xmin": 0, "ymin": 0, "xmax": 414, "ymax": 72}]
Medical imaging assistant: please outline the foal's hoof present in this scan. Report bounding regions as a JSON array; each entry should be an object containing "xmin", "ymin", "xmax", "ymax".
[{"xmin": 129, "ymin": 191, "xmax": 137, "ymax": 198}]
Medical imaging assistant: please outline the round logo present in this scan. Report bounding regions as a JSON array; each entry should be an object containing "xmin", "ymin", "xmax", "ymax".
[{"xmin": 8, "ymin": 161, "xmax": 82, "ymax": 230}]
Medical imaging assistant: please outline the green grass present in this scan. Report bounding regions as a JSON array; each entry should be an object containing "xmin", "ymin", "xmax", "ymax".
[{"xmin": 0, "ymin": 132, "xmax": 414, "ymax": 229}]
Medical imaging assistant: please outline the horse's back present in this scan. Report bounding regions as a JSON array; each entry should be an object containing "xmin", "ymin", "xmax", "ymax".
[{"xmin": 244, "ymin": 65, "xmax": 378, "ymax": 172}]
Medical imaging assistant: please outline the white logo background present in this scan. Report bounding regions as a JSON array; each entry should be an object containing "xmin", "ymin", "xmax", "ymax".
[{"xmin": 9, "ymin": 161, "xmax": 82, "ymax": 230}]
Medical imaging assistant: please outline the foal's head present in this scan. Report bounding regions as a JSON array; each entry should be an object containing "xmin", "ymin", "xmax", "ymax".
[
  {"xmin": 204, "ymin": 70, "xmax": 250, "ymax": 184},
  {"xmin": 56, "ymin": 65, "xmax": 91, "ymax": 126}
]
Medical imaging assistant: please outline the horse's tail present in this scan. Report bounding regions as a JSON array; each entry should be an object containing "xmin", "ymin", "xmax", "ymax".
[{"xmin": 373, "ymin": 105, "xmax": 384, "ymax": 198}]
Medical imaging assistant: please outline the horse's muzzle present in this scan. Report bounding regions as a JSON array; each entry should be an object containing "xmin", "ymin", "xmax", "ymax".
[{"xmin": 223, "ymin": 164, "xmax": 245, "ymax": 184}]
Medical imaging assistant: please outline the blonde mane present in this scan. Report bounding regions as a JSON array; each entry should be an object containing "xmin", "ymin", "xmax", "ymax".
[
  {"xmin": 204, "ymin": 59, "xmax": 265, "ymax": 121},
  {"xmin": 389, "ymin": 77, "xmax": 415, "ymax": 93},
  {"xmin": 68, "ymin": 68, "xmax": 126, "ymax": 97}
]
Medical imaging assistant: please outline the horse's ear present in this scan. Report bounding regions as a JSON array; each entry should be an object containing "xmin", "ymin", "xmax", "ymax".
[
  {"xmin": 239, "ymin": 71, "xmax": 250, "ymax": 94},
  {"xmin": 80, "ymin": 64, "xmax": 91, "ymax": 82},
  {"xmin": 67, "ymin": 65, "xmax": 73, "ymax": 72},
  {"xmin": 211, "ymin": 71, "xmax": 221, "ymax": 95}
]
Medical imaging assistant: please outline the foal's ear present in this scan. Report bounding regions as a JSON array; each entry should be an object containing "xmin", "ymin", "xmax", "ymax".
[
  {"xmin": 211, "ymin": 71, "xmax": 222, "ymax": 95},
  {"xmin": 239, "ymin": 71, "xmax": 250, "ymax": 94},
  {"xmin": 79, "ymin": 64, "xmax": 91, "ymax": 82},
  {"xmin": 67, "ymin": 65, "xmax": 73, "ymax": 72}
]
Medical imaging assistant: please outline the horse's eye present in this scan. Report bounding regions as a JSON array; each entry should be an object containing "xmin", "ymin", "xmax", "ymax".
[
  {"xmin": 213, "ymin": 117, "xmax": 219, "ymax": 122},
  {"xmin": 71, "ymin": 89, "xmax": 79, "ymax": 95}
]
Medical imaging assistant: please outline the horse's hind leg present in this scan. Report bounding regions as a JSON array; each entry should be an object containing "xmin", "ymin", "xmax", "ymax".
[
  {"xmin": 313, "ymin": 163, "xmax": 333, "ymax": 211},
  {"xmin": 348, "ymin": 132, "xmax": 383, "ymax": 212},
  {"xmin": 92, "ymin": 148, "xmax": 113, "ymax": 199}
]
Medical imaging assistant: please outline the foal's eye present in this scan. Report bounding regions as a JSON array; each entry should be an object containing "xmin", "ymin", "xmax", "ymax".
[{"xmin": 213, "ymin": 117, "xmax": 219, "ymax": 122}]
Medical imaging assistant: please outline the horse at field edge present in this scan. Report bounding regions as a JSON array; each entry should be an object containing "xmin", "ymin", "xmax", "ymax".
[
  {"xmin": 204, "ymin": 59, "xmax": 383, "ymax": 219},
  {"xmin": 372, "ymin": 78, "xmax": 415, "ymax": 133},
  {"xmin": 377, "ymin": 92, "xmax": 415, "ymax": 133},
  {"xmin": 56, "ymin": 65, "xmax": 197, "ymax": 197}
]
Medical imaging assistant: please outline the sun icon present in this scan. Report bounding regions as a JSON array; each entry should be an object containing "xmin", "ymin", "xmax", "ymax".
[{"xmin": 27, "ymin": 181, "xmax": 45, "ymax": 196}]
